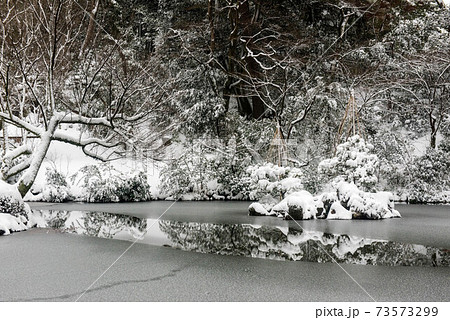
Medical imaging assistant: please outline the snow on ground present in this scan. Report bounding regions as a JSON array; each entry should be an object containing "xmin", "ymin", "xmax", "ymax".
[
  {"xmin": 410, "ymin": 132, "xmax": 444, "ymax": 157},
  {"xmin": 0, "ymin": 180, "xmax": 30, "ymax": 235},
  {"xmin": 27, "ymin": 138, "xmax": 162, "ymax": 199},
  {"xmin": 0, "ymin": 213, "xmax": 28, "ymax": 235}
]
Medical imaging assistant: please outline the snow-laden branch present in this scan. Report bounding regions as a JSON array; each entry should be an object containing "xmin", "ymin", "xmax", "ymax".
[
  {"xmin": 52, "ymin": 130, "xmax": 126, "ymax": 161},
  {"xmin": 53, "ymin": 130, "xmax": 124, "ymax": 149},
  {"xmin": 3, "ymin": 144, "xmax": 31, "ymax": 161},
  {"xmin": 0, "ymin": 111, "xmax": 42, "ymax": 136},
  {"xmin": 57, "ymin": 113, "xmax": 112, "ymax": 126},
  {"xmin": 4, "ymin": 158, "xmax": 31, "ymax": 180}
]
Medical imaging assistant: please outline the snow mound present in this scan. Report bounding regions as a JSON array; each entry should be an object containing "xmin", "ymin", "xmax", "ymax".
[
  {"xmin": 335, "ymin": 181, "xmax": 401, "ymax": 219},
  {"xmin": 0, "ymin": 180, "xmax": 31, "ymax": 235},
  {"xmin": 326, "ymin": 202, "xmax": 353, "ymax": 220},
  {"xmin": 250, "ymin": 190, "xmax": 316, "ymax": 220},
  {"xmin": 0, "ymin": 213, "xmax": 28, "ymax": 235},
  {"xmin": 284, "ymin": 191, "xmax": 316, "ymax": 220}
]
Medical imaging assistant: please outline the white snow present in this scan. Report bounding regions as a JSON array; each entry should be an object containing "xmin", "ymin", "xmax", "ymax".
[
  {"xmin": 248, "ymin": 202, "xmax": 270, "ymax": 216},
  {"xmin": 0, "ymin": 180, "xmax": 30, "ymax": 234},
  {"xmin": 326, "ymin": 202, "xmax": 353, "ymax": 220},
  {"xmin": 0, "ymin": 180, "xmax": 22, "ymax": 199},
  {"xmin": 0, "ymin": 213, "xmax": 27, "ymax": 235},
  {"xmin": 335, "ymin": 181, "xmax": 401, "ymax": 219},
  {"xmin": 249, "ymin": 178, "xmax": 401, "ymax": 220},
  {"xmin": 245, "ymin": 162, "xmax": 303, "ymax": 201}
]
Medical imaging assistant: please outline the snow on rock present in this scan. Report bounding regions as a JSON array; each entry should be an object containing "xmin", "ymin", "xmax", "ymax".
[
  {"xmin": 335, "ymin": 181, "xmax": 401, "ymax": 219},
  {"xmin": 0, "ymin": 180, "xmax": 31, "ymax": 235},
  {"xmin": 326, "ymin": 202, "xmax": 353, "ymax": 220},
  {"xmin": 257, "ymin": 190, "xmax": 316, "ymax": 220},
  {"xmin": 248, "ymin": 202, "xmax": 271, "ymax": 216},
  {"xmin": 248, "ymin": 180, "xmax": 401, "ymax": 220},
  {"xmin": 284, "ymin": 191, "xmax": 316, "ymax": 220}
]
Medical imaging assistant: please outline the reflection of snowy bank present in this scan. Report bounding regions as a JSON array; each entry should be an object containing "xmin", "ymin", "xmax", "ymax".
[
  {"xmin": 159, "ymin": 220, "xmax": 447, "ymax": 266},
  {"xmin": 33, "ymin": 210, "xmax": 147, "ymax": 240},
  {"xmin": 32, "ymin": 209, "xmax": 448, "ymax": 267}
]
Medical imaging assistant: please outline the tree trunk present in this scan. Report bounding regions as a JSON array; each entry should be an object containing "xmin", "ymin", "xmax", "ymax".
[
  {"xmin": 16, "ymin": 117, "xmax": 59, "ymax": 197},
  {"xmin": 431, "ymin": 132, "xmax": 437, "ymax": 149},
  {"xmin": 429, "ymin": 111, "xmax": 437, "ymax": 149},
  {"xmin": 80, "ymin": 0, "xmax": 100, "ymax": 56}
]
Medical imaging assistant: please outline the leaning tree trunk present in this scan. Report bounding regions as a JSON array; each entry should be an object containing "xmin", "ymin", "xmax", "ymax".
[{"xmin": 16, "ymin": 117, "xmax": 58, "ymax": 197}]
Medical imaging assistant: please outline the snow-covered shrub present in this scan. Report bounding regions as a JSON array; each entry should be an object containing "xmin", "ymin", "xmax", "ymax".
[
  {"xmin": 159, "ymin": 159, "xmax": 195, "ymax": 199},
  {"xmin": 40, "ymin": 168, "xmax": 72, "ymax": 202},
  {"xmin": 406, "ymin": 145, "xmax": 450, "ymax": 203},
  {"xmin": 329, "ymin": 181, "xmax": 400, "ymax": 220},
  {"xmin": 241, "ymin": 162, "xmax": 303, "ymax": 202},
  {"xmin": 370, "ymin": 129, "xmax": 411, "ymax": 195},
  {"xmin": 24, "ymin": 168, "xmax": 72, "ymax": 202},
  {"xmin": 0, "ymin": 180, "xmax": 30, "ymax": 235},
  {"xmin": 159, "ymin": 138, "xmax": 251, "ymax": 200},
  {"xmin": 115, "ymin": 172, "xmax": 152, "ymax": 202},
  {"xmin": 318, "ymin": 135, "xmax": 379, "ymax": 191},
  {"xmin": 71, "ymin": 164, "xmax": 151, "ymax": 202}
]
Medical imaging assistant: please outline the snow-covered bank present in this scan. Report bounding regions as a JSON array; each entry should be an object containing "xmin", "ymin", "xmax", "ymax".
[{"xmin": 0, "ymin": 181, "xmax": 31, "ymax": 235}]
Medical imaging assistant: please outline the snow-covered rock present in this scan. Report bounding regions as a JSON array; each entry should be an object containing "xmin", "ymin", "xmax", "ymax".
[
  {"xmin": 248, "ymin": 180, "xmax": 401, "ymax": 220},
  {"xmin": 257, "ymin": 190, "xmax": 317, "ymax": 220},
  {"xmin": 335, "ymin": 181, "xmax": 401, "ymax": 219},
  {"xmin": 0, "ymin": 213, "xmax": 28, "ymax": 235},
  {"xmin": 285, "ymin": 191, "xmax": 316, "ymax": 220},
  {"xmin": 248, "ymin": 202, "xmax": 271, "ymax": 216},
  {"xmin": 326, "ymin": 202, "xmax": 353, "ymax": 220}
]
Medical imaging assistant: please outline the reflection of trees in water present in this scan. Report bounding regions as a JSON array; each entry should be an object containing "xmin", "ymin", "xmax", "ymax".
[
  {"xmin": 41, "ymin": 210, "xmax": 147, "ymax": 239},
  {"xmin": 44, "ymin": 210, "xmax": 71, "ymax": 229},
  {"xmin": 82, "ymin": 212, "xmax": 147, "ymax": 238},
  {"xmin": 159, "ymin": 220, "xmax": 449, "ymax": 267},
  {"xmin": 37, "ymin": 210, "xmax": 449, "ymax": 267}
]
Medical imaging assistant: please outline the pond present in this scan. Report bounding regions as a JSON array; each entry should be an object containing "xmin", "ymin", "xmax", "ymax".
[
  {"xmin": 29, "ymin": 202, "xmax": 450, "ymax": 267},
  {"xmin": 29, "ymin": 202, "xmax": 450, "ymax": 248}
]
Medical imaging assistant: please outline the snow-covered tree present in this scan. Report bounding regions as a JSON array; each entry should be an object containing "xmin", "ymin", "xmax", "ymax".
[
  {"xmin": 318, "ymin": 135, "xmax": 379, "ymax": 191},
  {"xmin": 380, "ymin": 8, "xmax": 450, "ymax": 149},
  {"xmin": 0, "ymin": 1, "xmax": 172, "ymax": 197}
]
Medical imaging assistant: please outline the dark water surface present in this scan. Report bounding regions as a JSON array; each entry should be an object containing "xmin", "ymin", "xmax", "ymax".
[
  {"xmin": 31, "ymin": 205, "xmax": 450, "ymax": 267},
  {"xmin": 29, "ymin": 202, "xmax": 450, "ymax": 248}
]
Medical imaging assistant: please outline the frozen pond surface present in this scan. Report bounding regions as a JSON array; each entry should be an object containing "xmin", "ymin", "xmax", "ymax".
[
  {"xmin": 29, "ymin": 202, "xmax": 450, "ymax": 248},
  {"xmin": 2, "ymin": 202, "xmax": 449, "ymax": 301},
  {"xmin": 1, "ymin": 229, "xmax": 449, "ymax": 302}
]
